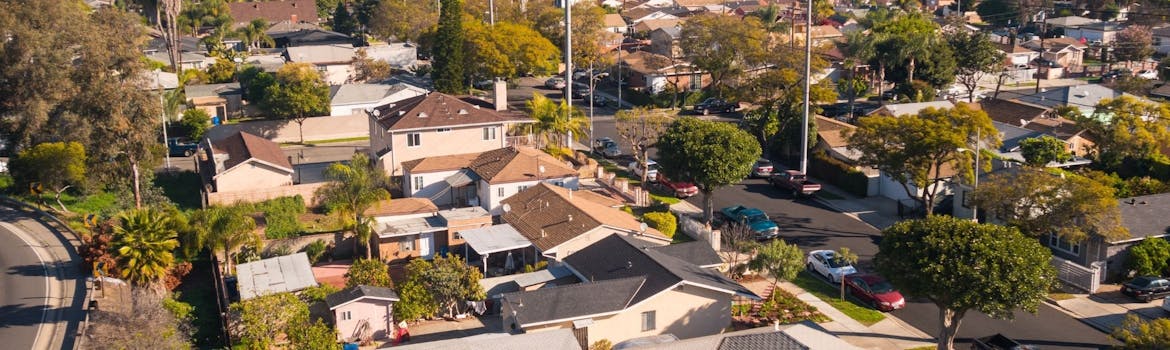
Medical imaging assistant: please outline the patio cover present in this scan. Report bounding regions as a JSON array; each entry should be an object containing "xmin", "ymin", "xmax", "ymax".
[
  {"xmin": 236, "ymin": 252, "xmax": 317, "ymax": 300},
  {"xmin": 460, "ymin": 224, "xmax": 532, "ymax": 254},
  {"xmin": 445, "ymin": 169, "xmax": 480, "ymax": 187}
]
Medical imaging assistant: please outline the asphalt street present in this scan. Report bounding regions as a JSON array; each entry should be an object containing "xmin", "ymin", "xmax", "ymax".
[
  {"xmin": 0, "ymin": 210, "xmax": 50, "ymax": 350},
  {"xmin": 687, "ymin": 178, "xmax": 1118, "ymax": 349}
]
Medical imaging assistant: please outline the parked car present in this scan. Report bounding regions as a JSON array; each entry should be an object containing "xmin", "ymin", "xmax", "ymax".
[
  {"xmin": 844, "ymin": 274, "xmax": 905, "ymax": 311},
  {"xmin": 628, "ymin": 160, "xmax": 660, "ymax": 182},
  {"xmin": 1121, "ymin": 276, "xmax": 1170, "ymax": 302},
  {"xmin": 167, "ymin": 137, "xmax": 199, "ymax": 157},
  {"xmin": 769, "ymin": 170, "xmax": 821, "ymax": 196},
  {"xmin": 1137, "ymin": 70, "xmax": 1159, "ymax": 80},
  {"xmin": 593, "ymin": 137, "xmax": 621, "ymax": 158},
  {"xmin": 720, "ymin": 205, "xmax": 779, "ymax": 239},
  {"xmin": 750, "ymin": 158, "xmax": 774, "ymax": 178},
  {"xmin": 544, "ymin": 77, "xmax": 567, "ymax": 89},
  {"xmin": 971, "ymin": 334, "xmax": 1038, "ymax": 350},
  {"xmin": 591, "ymin": 94, "xmax": 610, "ymax": 107},
  {"xmin": 806, "ymin": 250, "xmax": 857, "ymax": 283},
  {"xmin": 657, "ymin": 173, "xmax": 698, "ymax": 198},
  {"xmin": 693, "ymin": 98, "xmax": 737, "ymax": 115}
]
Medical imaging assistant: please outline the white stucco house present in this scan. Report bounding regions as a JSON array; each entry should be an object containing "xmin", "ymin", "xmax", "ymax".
[
  {"xmin": 402, "ymin": 146, "xmax": 580, "ymax": 215},
  {"xmin": 328, "ymin": 83, "xmax": 428, "ymax": 116}
]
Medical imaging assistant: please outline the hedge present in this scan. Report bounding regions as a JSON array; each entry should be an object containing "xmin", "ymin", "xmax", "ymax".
[
  {"xmin": 643, "ymin": 211, "xmax": 677, "ymax": 239},
  {"xmin": 808, "ymin": 151, "xmax": 869, "ymax": 197}
]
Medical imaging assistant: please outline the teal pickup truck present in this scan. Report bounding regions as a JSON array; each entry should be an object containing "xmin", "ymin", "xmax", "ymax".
[{"xmin": 720, "ymin": 205, "xmax": 779, "ymax": 240}]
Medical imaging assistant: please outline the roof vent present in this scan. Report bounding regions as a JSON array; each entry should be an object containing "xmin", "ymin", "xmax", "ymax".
[
  {"xmin": 474, "ymin": 105, "xmax": 481, "ymax": 109},
  {"xmin": 398, "ymin": 111, "xmax": 406, "ymax": 116},
  {"xmin": 458, "ymin": 109, "xmax": 469, "ymax": 115},
  {"xmin": 540, "ymin": 229, "xmax": 546, "ymax": 238},
  {"xmin": 567, "ymin": 214, "xmax": 573, "ymax": 222},
  {"xmin": 626, "ymin": 261, "xmax": 633, "ymax": 269},
  {"xmin": 418, "ymin": 112, "xmax": 428, "ymax": 118}
]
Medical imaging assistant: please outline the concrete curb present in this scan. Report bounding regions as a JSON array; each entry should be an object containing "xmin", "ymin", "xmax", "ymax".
[{"xmin": 1043, "ymin": 298, "xmax": 1119, "ymax": 335}]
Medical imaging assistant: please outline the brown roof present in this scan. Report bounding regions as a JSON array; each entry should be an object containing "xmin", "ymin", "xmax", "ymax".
[
  {"xmin": 575, "ymin": 189, "xmax": 625, "ymax": 208},
  {"xmin": 995, "ymin": 43, "xmax": 1036, "ymax": 55},
  {"xmin": 674, "ymin": 0, "xmax": 728, "ymax": 6},
  {"xmin": 618, "ymin": 50, "xmax": 681, "ymax": 74},
  {"xmin": 633, "ymin": 18, "xmax": 684, "ymax": 33},
  {"xmin": 402, "ymin": 151, "xmax": 485, "ymax": 173},
  {"xmin": 210, "ymin": 131, "xmax": 293, "ymax": 173},
  {"xmin": 809, "ymin": 25, "xmax": 844, "ymax": 39},
  {"xmin": 603, "ymin": 13, "xmax": 628, "ymax": 28},
  {"xmin": 501, "ymin": 183, "xmax": 667, "ymax": 251},
  {"xmin": 979, "ymin": 99, "xmax": 1048, "ymax": 125},
  {"xmin": 373, "ymin": 93, "xmax": 530, "ymax": 131},
  {"xmin": 815, "ymin": 115, "xmax": 854, "ymax": 148},
  {"xmin": 469, "ymin": 147, "xmax": 578, "ymax": 184},
  {"xmin": 364, "ymin": 198, "xmax": 438, "ymax": 217},
  {"xmin": 228, "ymin": 1, "xmax": 319, "ymax": 28}
]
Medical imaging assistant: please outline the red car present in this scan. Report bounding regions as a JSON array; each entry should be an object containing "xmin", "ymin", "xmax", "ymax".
[
  {"xmin": 656, "ymin": 173, "xmax": 699, "ymax": 198},
  {"xmin": 844, "ymin": 274, "xmax": 905, "ymax": 312}
]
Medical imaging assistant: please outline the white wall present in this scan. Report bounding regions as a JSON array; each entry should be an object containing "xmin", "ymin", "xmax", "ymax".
[
  {"xmin": 330, "ymin": 87, "xmax": 428, "ymax": 116},
  {"xmin": 484, "ymin": 177, "xmax": 580, "ymax": 215},
  {"xmin": 405, "ymin": 169, "xmax": 462, "ymax": 207},
  {"xmin": 321, "ymin": 64, "xmax": 353, "ymax": 85}
]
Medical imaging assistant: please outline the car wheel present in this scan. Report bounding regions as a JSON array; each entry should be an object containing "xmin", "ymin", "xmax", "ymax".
[
  {"xmin": 806, "ymin": 263, "xmax": 814, "ymax": 272},
  {"xmin": 183, "ymin": 149, "xmax": 194, "ymax": 157}
]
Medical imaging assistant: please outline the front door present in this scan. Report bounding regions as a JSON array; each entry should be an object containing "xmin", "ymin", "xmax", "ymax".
[{"xmin": 420, "ymin": 232, "xmax": 434, "ymax": 259}]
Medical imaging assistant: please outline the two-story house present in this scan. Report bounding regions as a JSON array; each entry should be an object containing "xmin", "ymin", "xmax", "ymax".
[
  {"xmin": 367, "ymin": 92, "xmax": 533, "ymax": 177},
  {"xmin": 403, "ymin": 146, "xmax": 580, "ymax": 214},
  {"xmin": 286, "ymin": 44, "xmax": 354, "ymax": 85},
  {"xmin": 1064, "ymin": 22, "xmax": 1123, "ymax": 45},
  {"xmin": 649, "ymin": 26, "xmax": 684, "ymax": 59}
]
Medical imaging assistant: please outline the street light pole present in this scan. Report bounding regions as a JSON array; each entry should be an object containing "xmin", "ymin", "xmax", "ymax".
[
  {"xmin": 589, "ymin": 60, "xmax": 594, "ymax": 147},
  {"xmin": 800, "ymin": 0, "xmax": 811, "ymax": 174},
  {"xmin": 564, "ymin": 1, "xmax": 573, "ymax": 149},
  {"xmin": 157, "ymin": 70, "xmax": 172, "ymax": 171}
]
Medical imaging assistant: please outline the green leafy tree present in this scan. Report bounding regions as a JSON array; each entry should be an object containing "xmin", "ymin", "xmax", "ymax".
[
  {"xmin": 975, "ymin": 0, "xmax": 1020, "ymax": 26},
  {"xmin": 193, "ymin": 204, "xmax": 260, "ymax": 275},
  {"xmin": 846, "ymin": 104, "xmax": 999, "ymax": 215},
  {"xmin": 206, "ymin": 57, "xmax": 236, "ymax": 84},
  {"xmin": 180, "ymin": 109, "xmax": 211, "ymax": 141},
  {"xmin": 1127, "ymin": 237, "xmax": 1170, "ymax": 277},
  {"xmin": 947, "ymin": 31, "xmax": 1004, "ymax": 102},
  {"xmin": 316, "ymin": 153, "xmax": 391, "ymax": 259},
  {"xmin": 11, "ymin": 141, "xmax": 86, "ymax": 212},
  {"xmin": 1074, "ymin": 96, "xmax": 1170, "ymax": 170},
  {"xmin": 289, "ymin": 319, "xmax": 339, "ymax": 349},
  {"xmin": 1114, "ymin": 314, "xmax": 1170, "ymax": 348},
  {"xmin": 231, "ymin": 292, "xmax": 308, "ymax": 350},
  {"xmin": 112, "ymin": 208, "xmax": 180, "ymax": 288},
  {"xmin": 679, "ymin": 14, "xmax": 769, "ymax": 96},
  {"xmin": 876, "ymin": 216, "xmax": 1056, "ymax": 350},
  {"xmin": 428, "ymin": 255, "xmax": 486, "ymax": 317},
  {"xmin": 1114, "ymin": 25, "xmax": 1155, "ymax": 63},
  {"xmin": 394, "ymin": 258, "xmax": 439, "ymax": 322},
  {"xmin": 237, "ymin": 19, "xmax": 273, "ymax": 52},
  {"xmin": 464, "ymin": 20, "xmax": 561, "ymax": 79},
  {"xmin": 615, "ymin": 108, "xmax": 672, "ymax": 184},
  {"xmin": 656, "ymin": 118, "xmax": 761, "ymax": 223},
  {"xmin": 1019, "ymin": 136, "xmax": 1071, "ymax": 166},
  {"xmin": 264, "ymin": 63, "xmax": 330, "ymax": 144},
  {"xmin": 352, "ymin": 48, "xmax": 392, "ymax": 83},
  {"xmin": 525, "ymin": 93, "xmax": 588, "ymax": 149},
  {"xmin": 346, "ymin": 258, "xmax": 392, "ymax": 288},
  {"xmin": 368, "ymin": 0, "xmax": 437, "ymax": 44},
  {"xmin": 431, "ymin": 0, "xmax": 465, "ymax": 93},
  {"xmin": 237, "ymin": 66, "xmax": 275, "ymax": 103},
  {"xmin": 748, "ymin": 239, "xmax": 804, "ymax": 288},
  {"xmin": 331, "ymin": 1, "xmax": 357, "ymax": 36}
]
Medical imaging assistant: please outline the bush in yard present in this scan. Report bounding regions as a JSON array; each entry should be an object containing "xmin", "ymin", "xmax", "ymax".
[
  {"xmin": 257, "ymin": 195, "xmax": 306, "ymax": 239},
  {"xmin": 1128, "ymin": 237, "xmax": 1170, "ymax": 277},
  {"xmin": 303, "ymin": 239, "xmax": 328, "ymax": 264},
  {"xmin": 180, "ymin": 109, "xmax": 211, "ymax": 140},
  {"xmin": 523, "ymin": 260, "xmax": 548, "ymax": 273},
  {"xmin": 643, "ymin": 212, "xmax": 677, "ymax": 239}
]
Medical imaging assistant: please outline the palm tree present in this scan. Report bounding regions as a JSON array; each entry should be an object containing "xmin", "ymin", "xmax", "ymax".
[
  {"xmin": 316, "ymin": 153, "xmax": 391, "ymax": 259},
  {"xmin": 111, "ymin": 209, "xmax": 179, "ymax": 288},
  {"xmin": 194, "ymin": 204, "xmax": 260, "ymax": 275},
  {"xmin": 525, "ymin": 93, "xmax": 588, "ymax": 149},
  {"xmin": 237, "ymin": 19, "xmax": 274, "ymax": 52}
]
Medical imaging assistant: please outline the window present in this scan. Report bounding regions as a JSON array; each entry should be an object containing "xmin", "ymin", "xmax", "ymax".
[
  {"xmin": 518, "ymin": 185, "xmax": 529, "ymax": 192},
  {"xmin": 436, "ymin": 128, "xmax": 452, "ymax": 133},
  {"xmin": 1049, "ymin": 233, "xmax": 1080, "ymax": 255},
  {"xmin": 340, "ymin": 311, "xmax": 351, "ymax": 320},
  {"xmin": 641, "ymin": 311, "xmax": 656, "ymax": 331},
  {"xmin": 498, "ymin": 187, "xmax": 505, "ymax": 197},
  {"xmin": 961, "ymin": 190, "xmax": 971, "ymax": 208},
  {"xmin": 483, "ymin": 127, "xmax": 497, "ymax": 140},
  {"xmin": 689, "ymin": 73, "xmax": 702, "ymax": 90},
  {"xmin": 316, "ymin": 65, "xmax": 327, "ymax": 72},
  {"xmin": 413, "ymin": 176, "xmax": 424, "ymax": 192},
  {"xmin": 400, "ymin": 237, "xmax": 415, "ymax": 251},
  {"xmin": 407, "ymin": 133, "xmax": 421, "ymax": 147}
]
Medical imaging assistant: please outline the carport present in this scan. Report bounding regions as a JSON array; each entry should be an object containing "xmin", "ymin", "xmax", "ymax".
[{"xmin": 459, "ymin": 224, "xmax": 535, "ymax": 276}]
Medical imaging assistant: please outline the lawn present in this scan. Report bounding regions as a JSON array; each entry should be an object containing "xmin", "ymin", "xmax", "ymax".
[{"xmin": 791, "ymin": 271, "xmax": 887, "ymax": 326}]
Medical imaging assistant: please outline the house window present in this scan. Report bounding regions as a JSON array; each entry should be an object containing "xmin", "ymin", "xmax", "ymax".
[
  {"xmin": 400, "ymin": 237, "xmax": 415, "ymax": 251},
  {"xmin": 498, "ymin": 187, "xmax": 505, "ymax": 197},
  {"xmin": 641, "ymin": 311, "xmax": 656, "ymax": 331},
  {"xmin": 407, "ymin": 133, "xmax": 421, "ymax": 147},
  {"xmin": 413, "ymin": 176, "xmax": 424, "ymax": 192},
  {"xmin": 340, "ymin": 311, "xmax": 352, "ymax": 321},
  {"xmin": 437, "ymin": 128, "xmax": 452, "ymax": 133},
  {"xmin": 483, "ymin": 127, "xmax": 497, "ymax": 140},
  {"xmin": 518, "ymin": 185, "xmax": 529, "ymax": 192},
  {"xmin": 961, "ymin": 190, "xmax": 971, "ymax": 208},
  {"xmin": 316, "ymin": 65, "xmax": 327, "ymax": 72},
  {"xmin": 689, "ymin": 73, "xmax": 702, "ymax": 90},
  {"xmin": 1049, "ymin": 232, "xmax": 1080, "ymax": 255}
]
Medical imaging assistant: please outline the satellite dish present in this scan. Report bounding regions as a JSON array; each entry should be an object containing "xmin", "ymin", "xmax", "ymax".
[
  {"xmin": 372, "ymin": 109, "xmax": 381, "ymax": 117},
  {"xmin": 502, "ymin": 204, "xmax": 511, "ymax": 213}
]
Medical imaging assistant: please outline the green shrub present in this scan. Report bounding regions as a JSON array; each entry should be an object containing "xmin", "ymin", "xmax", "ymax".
[
  {"xmin": 299, "ymin": 284, "xmax": 340, "ymax": 303},
  {"xmin": 523, "ymin": 260, "xmax": 549, "ymax": 273},
  {"xmin": 180, "ymin": 109, "xmax": 211, "ymax": 140},
  {"xmin": 257, "ymin": 195, "xmax": 306, "ymax": 239},
  {"xmin": 809, "ymin": 151, "xmax": 868, "ymax": 197},
  {"xmin": 303, "ymin": 239, "xmax": 328, "ymax": 264},
  {"xmin": 643, "ymin": 211, "xmax": 677, "ymax": 239},
  {"xmin": 1128, "ymin": 237, "xmax": 1170, "ymax": 276},
  {"xmin": 161, "ymin": 294, "xmax": 194, "ymax": 321}
]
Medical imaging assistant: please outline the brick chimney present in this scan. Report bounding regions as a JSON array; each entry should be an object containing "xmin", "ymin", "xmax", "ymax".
[
  {"xmin": 290, "ymin": 14, "xmax": 298, "ymax": 23},
  {"xmin": 493, "ymin": 79, "xmax": 507, "ymax": 111}
]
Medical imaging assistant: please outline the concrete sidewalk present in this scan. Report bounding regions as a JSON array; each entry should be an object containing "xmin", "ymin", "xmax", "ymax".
[{"xmin": 1047, "ymin": 284, "xmax": 1166, "ymax": 334}]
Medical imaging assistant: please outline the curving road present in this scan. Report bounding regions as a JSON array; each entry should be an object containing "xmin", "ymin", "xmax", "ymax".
[
  {"xmin": 0, "ymin": 206, "xmax": 84, "ymax": 350},
  {"xmin": 0, "ymin": 219, "xmax": 47, "ymax": 350}
]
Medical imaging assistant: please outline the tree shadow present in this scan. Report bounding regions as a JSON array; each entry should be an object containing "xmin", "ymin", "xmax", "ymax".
[
  {"xmin": 6, "ymin": 264, "xmax": 47, "ymax": 277},
  {"xmin": 0, "ymin": 304, "xmax": 70, "ymax": 328}
]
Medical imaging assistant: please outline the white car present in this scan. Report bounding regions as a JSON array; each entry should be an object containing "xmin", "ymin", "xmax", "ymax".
[
  {"xmin": 807, "ymin": 250, "xmax": 857, "ymax": 283},
  {"xmin": 629, "ymin": 160, "xmax": 660, "ymax": 183},
  {"xmin": 1137, "ymin": 70, "xmax": 1159, "ymax": 80}
]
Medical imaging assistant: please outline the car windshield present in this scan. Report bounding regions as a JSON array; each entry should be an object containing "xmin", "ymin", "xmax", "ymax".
[
  {"xmin": 1131, "ymin": 277, "xmax": 1156, "ymax": 287},
  {"xmin": 757, "ymin": 160, "xmax": 772, "ymax": 167},
  {"xmin": 824, "ymin": 254, "xmax": 849, "ymax": 268},
  {"xmin": 869, "ymin": 280, "xmax": 895, "ymax": 294},
  {"xmin": 647, "ymin": 163, "xmax": 660, "ymax": 170},
  {"xmin": 747, "ymin": 213, "xmax": 768, "ymax": 222}
]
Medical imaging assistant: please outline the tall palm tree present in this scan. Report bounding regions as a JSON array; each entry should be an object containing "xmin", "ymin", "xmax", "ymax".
[
  {"xmin": 525, "ymin": 93, "xmax": 588, "ymax": 149},
  {"xmin": 316, "ymin": 153, "xmax": 391, "ymax": 259},
  {"xmin": 111, "ymin": 209, "xmax": 179, "ymax": 288},
  {"xmin": 238, "ymin": 19, "xmax": 274, "ymax": 52},
  {"xmin": 194, "ymin": 204, "xmax": 260, "ymax": 275}
]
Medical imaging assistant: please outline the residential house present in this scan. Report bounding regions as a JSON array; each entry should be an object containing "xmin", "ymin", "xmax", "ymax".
[
  {"xmin": 403, "ymin": 146, "xmax": 580, "ymax": 214},
  {"xmin": 626, "ymin": 322, "xmax": 862, "ymax": 350},
  {"xmin": 807, "ymin": 25, "xmax": 845, "ymax": 46},
  {"xmin": 372, "ymin": 205, "xmax": 492, "ymax": 264},
  {"xmin": 649, "ymin": 26, "xmax": 684, "ymax": 59},
  {"xmin": 633, "ymin": 18, "xmax": 684, "ymax": 34},
  {"xmin": 1012, "ymin": 84, "xmax": 1124, "ymax": 116},
  {"xmin": 500, "ymin": 234, "xmax": 759, "ymax": 347},
  {"xmin": 197, "ymin": 131, "xmax": 294, "ymax": 194},
  {"xmin": 604, "ymin": 13, "xmax": 629, "ymax": 34},
  {"xmin": 623, "ymin": 7, "xmax": 683, "ymax": 25},
  {"xmin": 1154, "ymin": 27, "xmax": 1170, "ymax": 56},
  {"xmin": 137, "ymin": 69, "xmax": 180, "ymax": 92},
  {"xmin": 234, "ymin": 253, "xmax": 316, "ymax": 300},
  {"xmin": 269, "ymin": 28, "xmax": 352, "ymax": 48},
  {"xmin": 363, "ymin": 43, "xmax": 418, "ymax": 70},
  {"xmin": 814, "ymin": 115, "xmax": 863, "ymax": 165},
  {"xmin": 1044, "ymin": 16, "xmax": 1101, "ymax": 33},
  {"xmin": 326, "ymin": 285, "xmax": 399, "ymax": 342},
  {"xmin": 227, "ymin": 1, "xmax": 319, "ymax": 29},
  {"xmin": 867, "ymin": 101, "xmax": 955, "ymax": 117},
  {"xmin": 286, "ymin": 44, "xmax": 355, "ymax": 85},
  {"xmin": 615, "ymin": 50, "xmax": 708, "ymax": 94},
  {"xmin": 500, "ymin": 183, "xmax": 673, "ymax": 261},
  {"xmin": 186, "ymin": 82, "xmax": 243, "ymax": 122},
  {"xmin": 979, "ymin": 98, "xmax": 1096, "ymax": 157},
  {"xmin": 147, "ymin": 51, "xmax": 216, "ymax": 71},
  {"xmin": 1151, "ymin": 83, "xmax": 1170, "ymax": 99},
  {"xmin": 1023, "ymin": 37, "xmax": 1087, "ymax": 74},
  {"xmin": 366, "ymin": 92, "xmax": 533, "ymax": 176},
  {"xmin": 674, "ymin": 0, "xmax": 735, "ymax": 10},
  {"xmin": 995, "ymin": 43, "xmax": 1041, "ymax": 68},
  {"xmin": 329, "ymin": 83, "xmax": 428, "ymax": 116},
  {"xmin": 391, "ymin": 329, "xmax": 582, "ymax": 350},
  {"xmin": 1064, "ymin": 22, "xmax": 1123, "ymax": 45}
]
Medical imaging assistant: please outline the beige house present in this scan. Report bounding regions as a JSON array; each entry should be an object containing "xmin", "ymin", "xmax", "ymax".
[
  {"xmin": 613, "ymin": 50, "xmax": 708, "ymax": 94},
  {"xmin": 403, "ymin": 146, "xmax": 580, "ymax": 214},
  {"xmin": 649, "ymin": 26, "xmax": 683, "ymax": 59},
  {"xmin": 367, "ymin": 92, "xmax": 533, "ymax": 176},
  {"xmin": 501, "ymin": 235, "xmax": 759, "ymax": 348},
  {"xmin": 185, "ymin": 83, "xmax": 243, "ymax": 122},
  {"xmin": 286, "ymin": 44, "xmax": 354, "ymax": 85},
  {"xmin": 197, "ymin": 131, "xmax": 293, "ymax": 194},
  {"xmin": 326, "ymin": 285, "xmax": 399, "ymax": 342}
]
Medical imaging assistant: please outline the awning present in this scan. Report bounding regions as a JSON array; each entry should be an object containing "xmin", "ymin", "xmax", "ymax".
[
  {"xmin": 460, "ymin": 224, "xmax": 532, "ymax": 255},
  {"xmin": 445, "ymin": 169, "xmax": 480, "ymax": 187}
]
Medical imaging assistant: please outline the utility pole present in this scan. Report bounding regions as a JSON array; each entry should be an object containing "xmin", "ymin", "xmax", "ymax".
[
  {"xmin": 800, "ymin": 0, "xmax": 811, "ymax": 174},
  {"xmin": 564, "ymin": 1, "xmax": 573, "ymax": 149},
  {"xmin": 617, "ymin": 28, "xmax": 623, "ymax": 108},
  {"xmin": 1035, "ymin": 10, "xmax": 1045, "ymax": 94},
  {"xmin": 489, "ymin": 0, "xmax": 495, "ymax": 25},
  {"xmin": 157, "ymin": 70, "xmax": 172, "ymax": 171}
]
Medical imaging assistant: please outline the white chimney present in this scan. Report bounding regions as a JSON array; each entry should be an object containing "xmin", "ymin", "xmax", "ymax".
[{"xmin": 494, "ymin": 79, "xmax": 507, "ymax": 112}]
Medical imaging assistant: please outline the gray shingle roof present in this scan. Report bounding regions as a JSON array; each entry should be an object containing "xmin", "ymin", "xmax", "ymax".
[
  {"xmin": 718, "ymin": 331, "xmax": 808, "ymax": 350},
  {"xmin": 325, "ymin": 285, "xmax": 400, "ymax": 309},
  {"xmin": 647, "ymin": 241, "xmax": 723, "ymax": 267},
  {"xmin": 1014, "ymin": 84, "xmax": 1123, "ymax": 110},
  {"xmin": 993, "ymin": 121, "xmax": 1045, "ymax": 153},
  {"xmin": 1118, "ymin": 193, "xmax": 1170, "ymax": 242},
  {"xmin": 392, "ymin": 329, "xmax": 582, "ymax": 350},
  {"xmin": 502, "ymin": 277, "xmax": 646, "ymax": 326}
]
